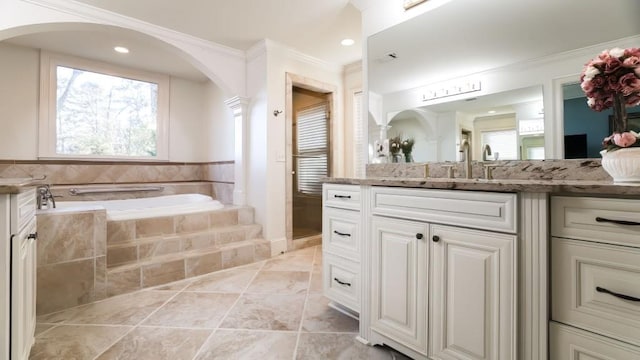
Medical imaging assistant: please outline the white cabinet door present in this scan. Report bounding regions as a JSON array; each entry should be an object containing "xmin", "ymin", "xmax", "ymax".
[
  {"xmin": 370, "ymin": 216, "xmax": 428, "ymax": 356},
  {"xmin": 11, "ymin": 219, "xmax": 36, "ymax": 360},
  {"xmin": 429, "ymin": 224, "xmax": 516, "ymax": 360}
]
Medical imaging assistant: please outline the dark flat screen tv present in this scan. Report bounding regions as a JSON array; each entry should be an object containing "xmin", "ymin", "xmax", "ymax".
[{"xmin": 564, "ymin": 134, "xmax": 587, "ymax": 159}]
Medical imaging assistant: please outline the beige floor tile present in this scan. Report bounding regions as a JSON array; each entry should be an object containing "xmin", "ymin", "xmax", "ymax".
[
  {"xmin": 220, "ymin": 293, "xmax": 306, "ymax": 331},
  {"xmin": 29, "ymin": 324, "xmax": 132, "ymax": 360},
  {"xmin": 95, "ymin": 326, "xmax": 211, "ymax": 360},
  {"xmin": 309, "ymin": 271, "xmax": 323, "ymax": 294},
  {"xmin": 37, "ymin": 290, "xmax": 175, "ymax": 326},
  {"xmin": 245, "ymin": 271, "xmax": 310, "ymax": 295},
  {"xmin": 262, "ymin": 255, "xmax": 314, "ymax": 272},
  {"xmin": 295, "ymin": 333, "xmax": 411, "ymax": 360},
  {"xmin": 149, "ymin": 277, "xmax": 194, "ymax": 291},
  {"xmin": 284, "ymin": 246, "xmax": 317, "ymax": 257},
  {"xmin": 302, "ymin": 294, "xmax": 359, "ymax": 333},
  {"xmin": 142, "ymin": 292, "xmax": 239, "ymax": 328},
  {"xmin": 184, "ymin": 267, "xmax": 258, "ymax": 293},
  {"xmin": 194, "ymin": 329, "xmax": 297, "ymax": 360},
  {"xmin": 34, "ymin": 324, "xmax": 56, "ymax": 337}
]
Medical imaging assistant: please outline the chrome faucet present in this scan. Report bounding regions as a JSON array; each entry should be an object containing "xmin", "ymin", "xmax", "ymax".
[
  {"xmin": 459, "ymin": 139, "xmax": 472, "ymax": 179},
  {"xmin": 482, "ymin": 144, "xmax": 492, "ymax": 161},
  {"xmin": 37, "ymin": 185, "xmax": 56, "ymax": 209}
]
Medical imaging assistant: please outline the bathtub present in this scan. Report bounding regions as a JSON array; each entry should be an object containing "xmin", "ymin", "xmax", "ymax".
[{"xmin": 56, "ymin": 193, "xmax": 224, "ymax": 221}]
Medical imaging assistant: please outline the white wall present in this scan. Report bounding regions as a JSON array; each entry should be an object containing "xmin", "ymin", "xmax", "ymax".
[
  {"xmin": 0, "ymin": 42, "xmax": 230, "ymax": 162},
  {"xmin": 343, "ymin": 61, "xmax": 363, "ymax": 177},
  {"xmin": 0, "ymin": 43, "xmax": 38, "ymax": 159}
]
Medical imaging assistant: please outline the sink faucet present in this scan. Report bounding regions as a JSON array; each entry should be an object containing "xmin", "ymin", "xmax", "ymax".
[
  {"xmin": 459, "ymin": 139, "xmax": 472, "ymax": 179},
  {"xmin": 37, "ymin": 185, "xmax": 56, "ymax": 209},
  {"xmin": 482, "ymin": 144, "xmax": 492, "ymax": 161}
]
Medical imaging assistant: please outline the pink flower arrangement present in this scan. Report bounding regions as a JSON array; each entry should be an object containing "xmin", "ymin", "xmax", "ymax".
[{"xmin": 580, "ymin": 47, "xmax": 640, "ymax": 151}]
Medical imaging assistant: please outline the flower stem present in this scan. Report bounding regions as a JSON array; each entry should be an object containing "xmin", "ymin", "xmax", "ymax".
[{"xmin": 612, "ymin": 93, "xmax": 628, "ymax": 133}]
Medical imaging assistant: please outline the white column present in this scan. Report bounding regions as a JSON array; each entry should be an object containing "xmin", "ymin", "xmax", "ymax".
[{"xmin": 224, "ymin": 96, "xmax": 250, "ymax": 206}]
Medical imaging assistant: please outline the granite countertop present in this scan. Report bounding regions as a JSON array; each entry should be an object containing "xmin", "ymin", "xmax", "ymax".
[
  {"xmin": 328, "ymin": 160, "xmax": 640, "ymax": 196},
  {"xmin": 324, "ymin": 177, "xmax": 640, "ymax": 196},
  {"xmin": 0, "ymin": 178, "xmax": 38, "ymax": 194}
]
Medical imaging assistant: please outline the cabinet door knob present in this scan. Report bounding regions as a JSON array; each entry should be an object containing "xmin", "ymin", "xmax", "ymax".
[
  {"xmin": 432, "ymin": 235, "xmax": 440, "ymax": 242},
  {"xmin": 416, "ymin": 233, "xmax": 424, "ymax": 240}
]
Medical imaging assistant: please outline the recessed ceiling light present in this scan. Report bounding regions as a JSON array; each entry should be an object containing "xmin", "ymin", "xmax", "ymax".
[
  {"xmin": 114, "ymin": 46, "xmax": 129, "ymax": 54},
  {"xmin": 488, "ymin": 110, "xmax": 497, "ymax": 114},
  {"xmin": 341, "ymin": 38, "xmax": 355, "ymax": 46}
]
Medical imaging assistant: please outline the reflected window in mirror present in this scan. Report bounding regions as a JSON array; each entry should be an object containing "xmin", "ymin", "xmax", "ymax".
[{"xmin": 563, "ymin": 83, "xmax": 640, "ymax": 158}]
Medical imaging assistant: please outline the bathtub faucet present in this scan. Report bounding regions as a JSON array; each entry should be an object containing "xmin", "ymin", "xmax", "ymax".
[{"xmin": 37, "ymin": 185, "xmax": 56, "ymax": 209}]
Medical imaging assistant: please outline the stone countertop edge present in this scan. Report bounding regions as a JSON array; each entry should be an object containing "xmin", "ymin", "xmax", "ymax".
[
  {"xmin": 323, "ymin": 177, "xmax": 640, "ymax": 196},
  {"xmin": 0, "ymin": 178, "xmax": 38, "ymax": 194}
]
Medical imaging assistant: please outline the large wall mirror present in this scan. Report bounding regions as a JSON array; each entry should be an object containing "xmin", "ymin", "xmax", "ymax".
[{"xmin": 367, "ymin": 0, "xmax": 640, "ymax": 162}]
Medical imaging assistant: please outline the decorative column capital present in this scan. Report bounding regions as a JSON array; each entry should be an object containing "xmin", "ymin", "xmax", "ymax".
[{"xmin": 224, "ymin": 96, "xmax": 250, "ymax": 111}]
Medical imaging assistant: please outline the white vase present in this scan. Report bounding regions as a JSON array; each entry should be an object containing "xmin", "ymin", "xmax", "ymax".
[{"xmin": 600, "ymin": 147, "xmax": 640, "ymax": 183}]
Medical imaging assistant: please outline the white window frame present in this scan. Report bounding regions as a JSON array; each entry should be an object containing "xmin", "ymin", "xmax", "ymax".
[{"xmin": 38, "ymin": 51, "xmax": 170, "ymax": 161}]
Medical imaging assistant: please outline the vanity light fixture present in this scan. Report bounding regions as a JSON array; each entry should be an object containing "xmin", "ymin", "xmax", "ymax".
[
  {"xmin": 113, "ymin": 46, "xmax": 129, "ymax": 54},
  {"xmin": 422, "ymin": 79, "xmax": 482, "ymax": 102},
  {"xmin": 341, "ymin": 38, "xmax": 355, "ymax": 46},
  {"xmin": 403, "ymin": 0, "xmax": 427, "ymax": 10}
]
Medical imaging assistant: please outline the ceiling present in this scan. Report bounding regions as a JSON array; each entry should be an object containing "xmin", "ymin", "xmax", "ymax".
[
  {"xmin": 5, "ymin": 0, "xmax": 365, "ymax": 83},
  {"xmin": 369, "ymin": 0, "xmax": 640, "ymax": 95}
]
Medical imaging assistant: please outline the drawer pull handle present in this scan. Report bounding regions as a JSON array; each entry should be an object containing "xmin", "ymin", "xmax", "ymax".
[
  {"xmin": 595, "ymin": 217, "xmax": 640, "ymax": 226},
  {"xmin": 27, "ymin": 233, "xmax": 37, "ymax": 240},
  {"xmin": 333, "ymin": 230, "xmax": 351, "ymax": 237},
  {"xmin": 333, "ymin": 194, "xmax": 351, "ymax": 199},
  {"xmin": 596, "ymin": 286, "xmax": 640, "ymax": 302},
  {"xmin": 334, "ymin": 278, "xmax": 351, "ymax": 287}
]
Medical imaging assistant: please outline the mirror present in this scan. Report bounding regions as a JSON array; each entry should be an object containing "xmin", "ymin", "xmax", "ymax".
[{"xmin": 367, "ymin": 0, "xmax": 640, "ymax": 162}]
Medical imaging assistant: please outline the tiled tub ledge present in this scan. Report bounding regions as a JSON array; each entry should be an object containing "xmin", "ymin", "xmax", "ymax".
[{"xmin": 36, "ymin": 205, "xmax": 270, "ymax": 316}]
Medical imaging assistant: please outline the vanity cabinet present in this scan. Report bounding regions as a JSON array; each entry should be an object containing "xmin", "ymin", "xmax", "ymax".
[
  {"xmin": 322, "ymin": 184, "xmax": 362, "ymax": 315},
  {"xmin": 1, "ymin": 188, "xmax": 37, "ymax": 360},
  {"xmin": 430, "ymin": 224, "xmax": 516, "ymax": 360},
  {"xmin": 550, "ymin": 196, "xmax": 640, "ymax": 358},
  {"xmin": 367, "ymin": 187, "xmax": 517, "ymax": 360},
  {"xmin": 370, "ymin": 216, "xmax": 428, "ymax": 356}
]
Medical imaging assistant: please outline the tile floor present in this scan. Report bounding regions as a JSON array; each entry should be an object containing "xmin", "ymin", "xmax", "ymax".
[{"xmin": 30, "ymin": 246, "xmax": 410, "ymax": 359}]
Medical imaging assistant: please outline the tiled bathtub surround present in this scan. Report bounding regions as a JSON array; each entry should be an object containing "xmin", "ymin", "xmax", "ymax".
[
  {"xmin": 105, "ymin": 206, "xmax": 269, "ymax": 297},
  {"xmin": 36, "ymin": 208, "xmax": 107, "ymax": 315},
  {"xmin": 366, "ymin": 159, "xmax": 611, "ymax": 181},
  {"xmin": 0, "ymin": 159, "xmax": 234, "ymax": 203},
  {"xmin": 36, "ymin": 205, "xmax": 270, "ymax": 315}
]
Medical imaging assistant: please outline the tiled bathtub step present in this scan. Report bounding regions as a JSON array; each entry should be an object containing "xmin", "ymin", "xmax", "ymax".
[
  {"xmin": 106, "ymin": 206, "xmax": 256, "ymax": 245},
  {"xmin": 105, "ymin": 239, "xmax": 270, "ymax": 297},
  {"xmin": 106, "ymin": 224, "xmax": 263, "ymax": 267}
]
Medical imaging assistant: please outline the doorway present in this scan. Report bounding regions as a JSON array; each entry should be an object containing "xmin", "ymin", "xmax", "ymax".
[{"xmin": 285, "ymin": 74, "xmax": 335, "ymax": 250}]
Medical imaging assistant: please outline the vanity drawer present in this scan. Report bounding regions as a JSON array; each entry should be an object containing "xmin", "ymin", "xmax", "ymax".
[
  {"xmin": 323, "ymin": 207, "xmax": 360, "ymax": 261},
  {"xmin": 323, "ymin": 184, "xmax": 361, "ymax": 210},
  {"xmin": 11, "ymin": 188, "xmax": 36, "ymax": 232},
  {"xmin": 371, "ymin": 187, "xmax": 517, "ymax": 233},
  {"xmin": 551, "ymin": 237, "xmax": 640, "ymax": 347},
  {"xmin": 551, "ymin": 196, "xmax": 640, "ymax": 248},
  {"xmin": 550, "ymin": 322, "xmax": 640, "ymax": 360},
  {"xmin": 323, "ymin": 253, "xmax": 360, "ymax": 313}
]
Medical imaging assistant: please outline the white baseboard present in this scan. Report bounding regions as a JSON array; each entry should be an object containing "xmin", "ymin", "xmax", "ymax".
[{"xmin": 269, "ymin": 237, "xmax": 287, "ymax": 256}]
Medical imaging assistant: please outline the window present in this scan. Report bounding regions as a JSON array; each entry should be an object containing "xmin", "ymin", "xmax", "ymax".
[
  {"xmin": 481, "ymin": 129, "xmax": 518, "ymax": 160},
  {"xmin": 295, "ymin": 103, "xmax": 328, "ymax": 195},
  {"xmin": 39, "ymin": 52, "xmax": 169, "ymax": 160}
]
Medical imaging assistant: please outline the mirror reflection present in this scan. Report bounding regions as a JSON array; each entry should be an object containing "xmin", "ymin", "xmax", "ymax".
[
  {"xmin": 563, "ymin": 83, "xmax": 640, "ymax": 158},
  {"xmin": 370, "ymin": 85, "xmax": 544, "ymax": 163},
  {"xmin": 367, "ymin": 0, "xmax": 640, "ymax": 162}
]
